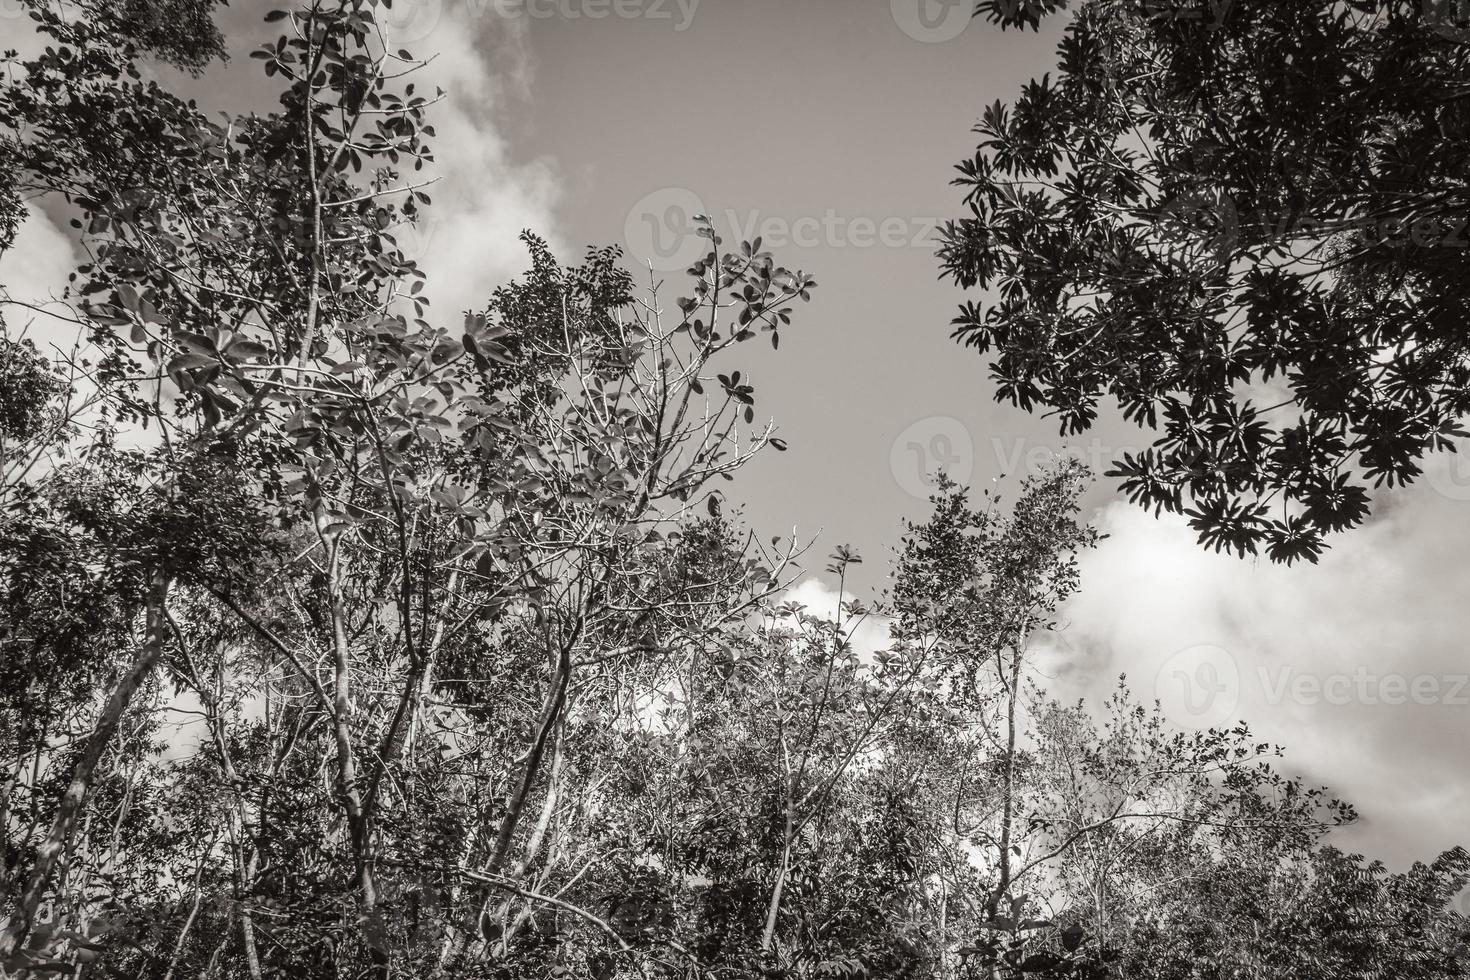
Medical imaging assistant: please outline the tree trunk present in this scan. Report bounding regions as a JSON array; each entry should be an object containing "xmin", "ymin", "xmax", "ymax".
[
  {"xmin": 484, "ymin": 640, "xmax": 573, "ymax": 879},
  {"xmin": 761, "ymin": 809, "xmax": 795, "ymax": 954},
  {"xmin": 497, "ymin": 722, "xmax": 567, "ymax": 956},
  {"xmin": 443, "ymin": 617, "xmax": 581, "ymax": 969},
  {"xmin": 1, "ymin": 569, "xmax": 170, "ymax": 956},
  {"xmin": 324, "ymin": 537, "xmax": 385, "ymax": 975},
  {"xmin": 989, "ymin": 638, "xmax": 1025, "ymax": 920}
]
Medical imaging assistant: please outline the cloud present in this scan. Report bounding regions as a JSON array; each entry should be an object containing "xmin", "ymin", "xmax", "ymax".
[
  {"xmin": 3, "ymin": 4, "xmax": 566, "ymax": 401},
  {"xmin": 1047, "ymin": 466, "xmax": 1470, "ymax": 868},
  {"xmin": 1, "ymin": 204, "xmax": 166, "ymax": 451},
  {"xmin": 0, "ymin": 205, "xmax": 86, "ymax": 356},
  {"xmin": 395, "ymin": 6, "xmax": 564, "ymax": 317},
  {"xmin": 781, "ymin": 578, "xmax": 892, "ymax": 661}
]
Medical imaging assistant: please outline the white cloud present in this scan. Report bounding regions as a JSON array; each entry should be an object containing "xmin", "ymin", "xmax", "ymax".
[
  {"xmin": 780, "ymin": 578, "xmax": 892, "ymax": 661},
  {"xmin": 1048, "ymin": 470, "xmax": 1470, "ymax": 868},
  {"xmin": 396, "ymin": 6, "xmax": 564, "ymax": 317},
  {"xmin": 0, "ymin": 205, "xmax": 86, "ymax": 356},
  {"xmin": 3, "ymin": 5, "xmax": 565, "ymax": 431}
]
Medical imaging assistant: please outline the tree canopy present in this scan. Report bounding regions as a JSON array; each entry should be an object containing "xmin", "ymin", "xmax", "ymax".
[
  {"xmin": 940, "ymin": 0, "xmax": 1470, "ymax": 562},
  {"xmin": 1, "ymin": 1, "xmax": 1467, "ymax": 978}
]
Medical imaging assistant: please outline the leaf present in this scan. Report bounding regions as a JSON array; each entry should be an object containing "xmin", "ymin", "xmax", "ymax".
[
  {"xmin": 228, "ymin": 340, "xmax": 270, "ymax": 361},
  {"xmin": 477, "ymin": 342, "xmax": 514, "ymax": 366},
  {"xmin": 117, "ymin": 284, "xmax": 141, "ymax": 314},
  {"xmin": 167, "ymin": 353, "xmax": 216, "ymax": 372}
]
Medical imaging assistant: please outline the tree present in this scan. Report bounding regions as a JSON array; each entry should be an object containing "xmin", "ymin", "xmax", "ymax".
[
  {"xmin": 939, "ymin": 0, "xmax": 1470, "ymax": 562},
  {"xmin": 4, "ymin": 2, "xmax": 1468, "ymax": 977},
  {"xmin": 1, "ymin": 0, "xmax": 818, "ymax": 973},
  {"xmin": 883, "ymin": 464, "xmax": 1110, "ymax": 979}
]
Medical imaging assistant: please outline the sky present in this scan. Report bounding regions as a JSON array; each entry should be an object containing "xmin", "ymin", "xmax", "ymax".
[{"xmin": 3, "ymin": 0, "xmax": 1470, "ymax": 875}]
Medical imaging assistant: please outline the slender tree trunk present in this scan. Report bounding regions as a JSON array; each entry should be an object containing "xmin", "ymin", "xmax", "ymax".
[
  {"xmin": 938, "ymin": 884, "xmax": 950, "ymax": 980},
  {"xmin": 989, "ymin": 636, "xmax": 1025, "ymax": 920},
  {"xmin": 760, "ymin": 841, "xmax": 791, "ymax": 954},
  {"xmin": 224, "ymin": 802, "xmax": 262, "ymax": 980},
  {"xmin": 163, "ymin": 843, "xmax": 212, "ymax": 980},
  {"xmin": 984, "ymin": 635, "xmax": 1026, "ymax": 980},
  {"xmin": 203, "ymin": 655, "xmax": 263, "ymax": 980},
  {"xmin": 434, "ymin": 829, "xmax": 478, "ymax": 970},
  {"xmin": 0, "ymin": 762, "xmax": 19, "ymax": 895},
  {"xmin": 497, "ymin": 722, "xmax": 567, "ymax": 956},
  {"xmin": 203, "ymin": 901, "xmax": 235, "ymax": 979},
  {"xmin": 323, "ymin": 536, "xmax": 385, "ymax": 975},
  {"xmin": 444, "ymin": 614, "xmax": 583, "ymax": 969},
  {"xmin": 368, "ymin": 570, "xmax": 459, "ymax": 817},
  {"xmin": 484, "ymin": 638, "xmax": 574, "ymax": 879},
  {"xmin": 761, "ymin": 804, "xmax": 795, "ymax": 954},
  {"xmin": 0, "ymin": 569, "xmax": 170, "ymax": 956}
]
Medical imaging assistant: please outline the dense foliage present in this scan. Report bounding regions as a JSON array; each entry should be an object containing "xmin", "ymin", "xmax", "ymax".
[
  {"xmin": 940, "ymin": 0, "xmax": 1470, "ymax": 562},
  {"xmin": 1, "ymin": 1, "xmax": 1467, "ymax": 977}
]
